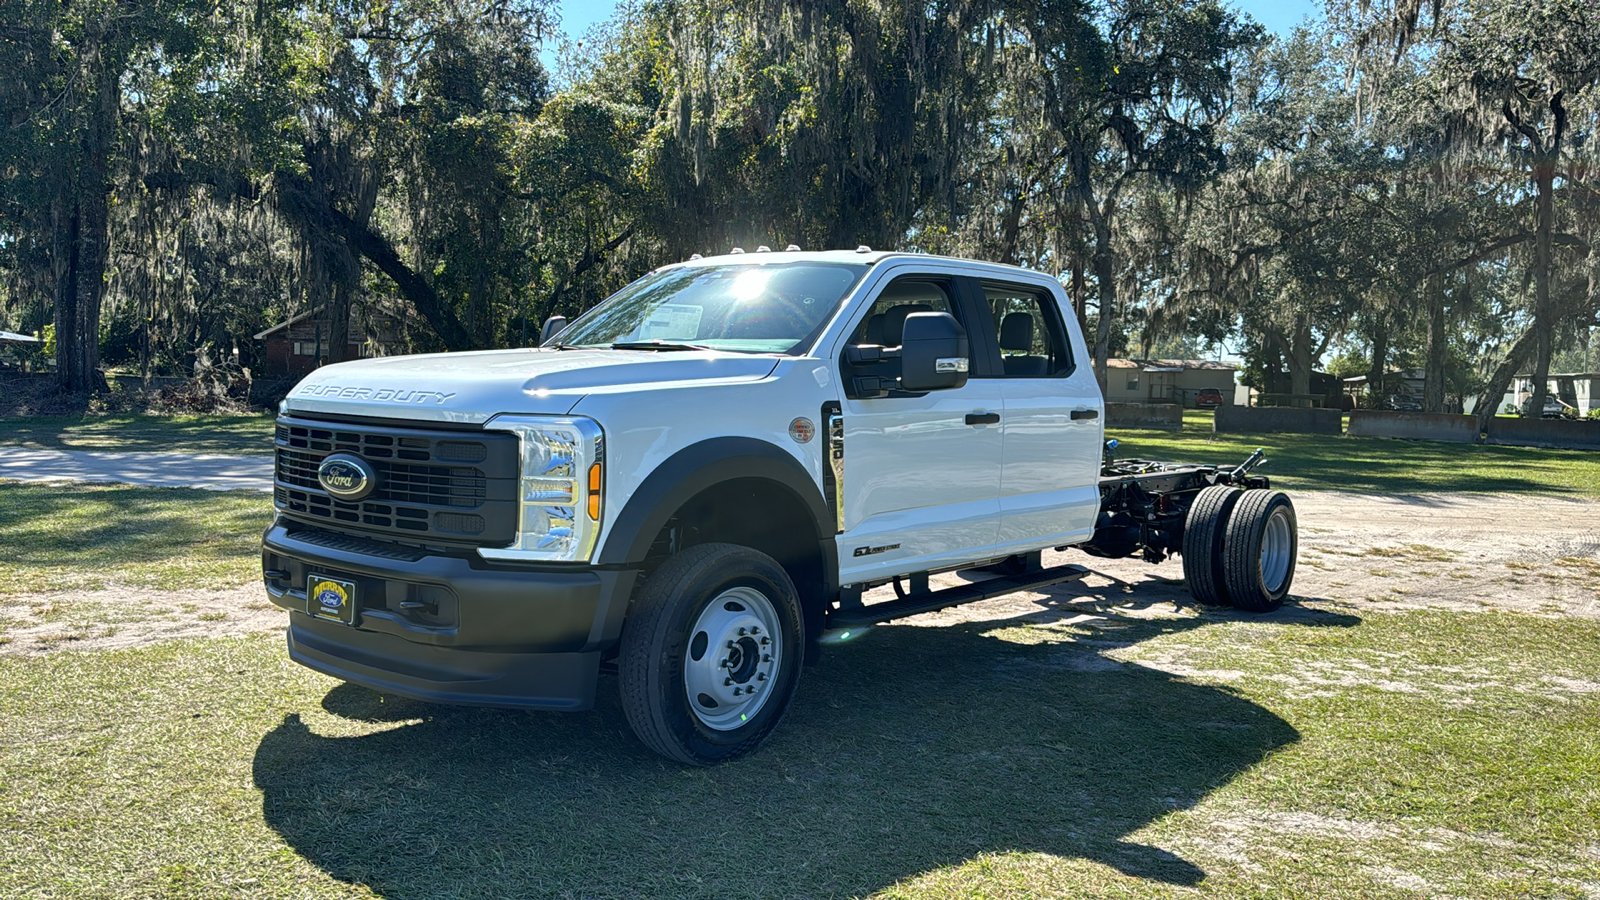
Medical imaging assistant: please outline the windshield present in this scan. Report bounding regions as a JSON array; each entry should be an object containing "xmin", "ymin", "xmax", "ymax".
[{"xmin": 551, "ymin": 263, "xmax": 868, "ymax": 354}]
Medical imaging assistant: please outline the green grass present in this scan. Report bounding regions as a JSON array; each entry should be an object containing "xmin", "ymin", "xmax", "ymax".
[
  {"xmin": 1111, "ymin": 410, "xmax": 1600, "ymax": 498},
  {"xmin": 0, "ymin": 483, "xmax": 271, "ymax": 595},
  {"xmin": 0, "ymin": 606, "xmax": 1595, "ymax": 898},
  {"xmin": 0, "ymin": 412, "xmax": 274, "ymax": 455}
]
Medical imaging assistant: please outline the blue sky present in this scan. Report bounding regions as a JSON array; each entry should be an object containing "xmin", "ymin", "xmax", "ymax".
[{"xmin": 548, "ymin": 0, "xmax": 1325, "ymax": 56}]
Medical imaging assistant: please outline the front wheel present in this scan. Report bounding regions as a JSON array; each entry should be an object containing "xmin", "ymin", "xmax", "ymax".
[{"xmin": 618, "ymin": 543, "xmax": 804, "ymax": 765}]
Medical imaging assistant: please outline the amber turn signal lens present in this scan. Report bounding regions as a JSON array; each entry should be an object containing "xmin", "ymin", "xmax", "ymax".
[{"xmin": 587, "ymin": 463, "xmax": 602, "ymax": 520}]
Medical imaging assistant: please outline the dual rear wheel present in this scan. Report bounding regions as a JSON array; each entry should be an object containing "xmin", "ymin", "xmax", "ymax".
[{"xmin": 1181, "ymin": 486, "xmax": 1298, "ymax": 611}]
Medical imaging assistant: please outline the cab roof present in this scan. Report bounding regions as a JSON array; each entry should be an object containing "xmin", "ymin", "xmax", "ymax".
[{"xmin": 670, "ymin": 248, "xmax": 1045, "ymax": 280}]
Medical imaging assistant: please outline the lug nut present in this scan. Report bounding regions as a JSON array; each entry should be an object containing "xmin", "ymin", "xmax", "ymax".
[
  {"xmin": 757, "ymin": 672, "xmax": 768, "ymax": 681},
  {"xmin": 726, "ymin": 639, "xmax": 737, "ymax": 649},
  {"xmin": 738, "ymin": 627, "xmax": 748, "ymax": 636},
  {"xmin": 760, "ymin": 636, "xmax": 770, "ymax": 646},
  {"xmin": 731, "ymin": 687, "xmax": 742, "ymax": 696},
  {"xmin": 762, "ymin": 654, "xmax": 772, "ymax": 663},
  {"xmin": 750, "ymin": 626, "xmax": 760, "ymax": 635},
  {"xmin": 724, "ymin": 677, "xmax": 733, "ymax": 686}
]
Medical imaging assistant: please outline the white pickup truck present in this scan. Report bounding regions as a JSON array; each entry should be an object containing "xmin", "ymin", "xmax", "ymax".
[{"xmin": 263, "ymin": 249, "xmax": 1297, "ymax": 764}]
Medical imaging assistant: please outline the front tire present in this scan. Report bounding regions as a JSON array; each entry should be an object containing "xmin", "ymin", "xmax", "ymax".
[
  {"xmin": 1222, "ymin": 490, "xmax": 1298, "ymax": 612},
  {"xmin": 618, "ymin": 543, "xmax": 804, "ymax": 765}
]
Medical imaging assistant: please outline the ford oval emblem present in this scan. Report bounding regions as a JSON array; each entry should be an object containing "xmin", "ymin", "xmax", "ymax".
[{"xmin": 317, "ymin": 454, "xmax": 377, "ymax": 501}]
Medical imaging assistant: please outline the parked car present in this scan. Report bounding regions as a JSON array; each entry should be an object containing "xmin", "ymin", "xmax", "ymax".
[
  {"xmin": 1382, "ymin": 394, "xmax": 1422, "ymax": 412},
  {"xmin": 1194, "ymin": 387, "xmax": 1225, "ymax": 408},
  {"xmin": 1521, "ymin": 395, "xmax": 1572, "ymax": 418}
]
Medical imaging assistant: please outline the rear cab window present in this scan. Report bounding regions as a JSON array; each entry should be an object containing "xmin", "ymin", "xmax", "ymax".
[{"xmin": 976, "ymin": 283, "xmax": 1075, "ymax": 378}]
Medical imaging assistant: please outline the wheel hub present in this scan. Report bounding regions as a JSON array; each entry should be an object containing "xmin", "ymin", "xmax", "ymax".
[
  {"xmin": 684, "ymin": 586, "xmax": 782, "ymax": 730},
  {"xmin": 1260, "ymin": 507, "xmax": 1293, "ymax": 591}
]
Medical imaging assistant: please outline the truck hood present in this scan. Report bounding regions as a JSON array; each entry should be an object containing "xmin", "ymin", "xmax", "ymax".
[{"xmin": 283, "ymin": 348, "xmax": 783, "ymax": 424}]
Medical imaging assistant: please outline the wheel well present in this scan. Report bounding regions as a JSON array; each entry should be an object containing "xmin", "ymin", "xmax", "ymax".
[{"xmin": 640, "ymin": 476, "xmax": 829, "ymax": 646}]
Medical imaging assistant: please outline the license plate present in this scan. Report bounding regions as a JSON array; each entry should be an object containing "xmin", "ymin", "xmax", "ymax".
[{"xmin": 307, "ymin": 574, "xmax": 357, "ymax": 625}]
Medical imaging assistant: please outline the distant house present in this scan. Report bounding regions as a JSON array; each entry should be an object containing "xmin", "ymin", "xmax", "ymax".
[
  {"xmin": 1341, "ymin": 369, "xmax": 1426, "ymax": 407},
  {"xmin": 1513, "ymin": 372, "xmax": 1600, "ymax": 416},
  {"xmin": 254, "ymin": 311, "xmax": 369, "ymax": 377},
  {"xmin": 1104, "ymin": 358, "xmax": 1238, "ymax": 408},
  {"xmin": 0, "ymin": 330, "xmax": 42, "ymax": 370}
]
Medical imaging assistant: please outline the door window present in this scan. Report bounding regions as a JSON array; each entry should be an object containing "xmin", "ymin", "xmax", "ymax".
[
  {"xmin": 979, "ymin": 285, "xmax": 1073, "ymax": 377},
  {"xmin": 848, "ymin": 278, "xmax": 959, "ymax": 347}
]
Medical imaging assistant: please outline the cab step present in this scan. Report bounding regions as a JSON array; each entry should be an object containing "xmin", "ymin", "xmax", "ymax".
[{"xmin": 825, "ymin": 562, "xmax": 1092, "ymax": 632}]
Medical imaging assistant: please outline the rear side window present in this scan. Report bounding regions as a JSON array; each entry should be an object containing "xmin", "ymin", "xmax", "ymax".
[{"xmin": 980, "ymin": 284, "xmax": 1073, "ymax": 377}]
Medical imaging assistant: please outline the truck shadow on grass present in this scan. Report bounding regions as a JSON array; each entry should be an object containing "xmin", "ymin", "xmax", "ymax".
[{"xmin": 253, "ymin": 604, "xmax": 1356, "ymax": 898}]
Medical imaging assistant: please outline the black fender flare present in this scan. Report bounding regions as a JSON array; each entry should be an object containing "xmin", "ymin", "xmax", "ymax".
[{"xmin": 597, "ymin": 437, "xmax": 834, "ymax": 575}]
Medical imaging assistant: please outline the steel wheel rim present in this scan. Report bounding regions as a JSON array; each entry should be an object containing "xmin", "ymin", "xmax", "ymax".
[
  {"xmin": 683, "ymin": 586, "xmax": 783, "ymax": 731},
  {"xmin": 1260, "ymin": 508, "xmax": 1293, "ymax": 592}
]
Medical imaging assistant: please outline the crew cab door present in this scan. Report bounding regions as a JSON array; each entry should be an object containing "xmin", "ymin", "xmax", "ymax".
[
  {"xmin": 965, "ymin": 278, "xmax": 1104, "ymax": 551},
  {"xmin": 832, "ymin": 273, "xmax": 1006, "ymax": 585}
]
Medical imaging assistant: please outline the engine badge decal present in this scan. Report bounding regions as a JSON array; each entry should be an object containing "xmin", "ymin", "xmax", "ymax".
[{"xmin": 852, "ymin": 543, "xmax": 900, "ymax": 557}]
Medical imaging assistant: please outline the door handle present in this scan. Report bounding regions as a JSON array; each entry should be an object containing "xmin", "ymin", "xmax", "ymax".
[
  {"xmin": 965, "ymin": 412, "xmax": 1001, "ymax": 426},
  {"xmin": 1071, "ymin": 408, "xmax": 1099, "ymax": 420}
]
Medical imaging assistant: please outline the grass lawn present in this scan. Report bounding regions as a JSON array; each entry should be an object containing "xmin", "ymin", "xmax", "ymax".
[
  {"xmin": 0, "ymin": 483, "xmax": 271, "ymax": 596},
  {"xmin": 0, "ymin": 412, "xmax": 275, "ymax": 455},
  {"xmin": 0, "ymin": 605, "xmax": 1595, "ymax": 898},
  {"xmin": 1109, "ymin": 410, "xmax": 1600, "ymax": 498}
]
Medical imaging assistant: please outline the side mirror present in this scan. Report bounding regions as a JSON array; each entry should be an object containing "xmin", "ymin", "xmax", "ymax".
[
  {"xmin": 540, "ymin": 315, "xmax": 570, "ymax": 345},
  {"xmin": 899, "ymin": 311, "xmax": 969, "ymax": 392}
]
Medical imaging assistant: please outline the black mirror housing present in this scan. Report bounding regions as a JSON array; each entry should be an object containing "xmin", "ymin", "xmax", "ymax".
[
  {"xmin": 540, "ymin": 315, "xmax": 570, "ymax": 345},
  {"xmin": 899, "ymin": 311, "xmax": 969, "ymax": 392}
]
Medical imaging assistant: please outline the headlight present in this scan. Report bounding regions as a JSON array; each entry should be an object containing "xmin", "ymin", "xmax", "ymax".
[{"xmin": 479, "ymin": 416, "xmax": 604, "ymax": 562}]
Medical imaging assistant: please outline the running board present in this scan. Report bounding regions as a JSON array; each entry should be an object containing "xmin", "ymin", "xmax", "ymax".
[{"xmin": 825, "ymin": 563, "xmax": 1092, "ymax": 631}]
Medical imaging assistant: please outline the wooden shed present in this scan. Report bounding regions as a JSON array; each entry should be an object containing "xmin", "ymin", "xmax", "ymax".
[{"xmin": 254, "ymin": 311, "xmax": 369, "ymax": 377}]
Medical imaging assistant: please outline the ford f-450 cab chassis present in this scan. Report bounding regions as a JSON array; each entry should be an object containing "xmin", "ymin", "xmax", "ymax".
[{"xmin": 262, "ymin": 250, "xmax": 1297, "ymax": 764}]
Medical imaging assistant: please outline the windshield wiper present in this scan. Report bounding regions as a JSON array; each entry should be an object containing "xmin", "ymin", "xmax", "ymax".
[{"xmin": 610, "ymin": 340, "xmax": 715, "ymax": 352}]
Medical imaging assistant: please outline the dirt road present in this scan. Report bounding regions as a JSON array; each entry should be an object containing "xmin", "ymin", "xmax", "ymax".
[{"xmin": 2, "ymin": 490, "xmax": 1598, "ymax": 657}]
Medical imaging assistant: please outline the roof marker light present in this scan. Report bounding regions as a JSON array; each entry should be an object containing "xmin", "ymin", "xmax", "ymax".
[
  {"xmin": 756, "ymin": 245, "xmax": 771, "ymax": 252},
  {"xmin": 855, "ymin": 245, "xmax": 872, "ymax": 253},
  {"xmin": 689, "ymin": 253, "xmax": 703, "ymax": 260},
  {"xmin": 785, "ymin": 244, "xmax": 801, "ymax": 252},
  {"xmin": 730, "ymin": 247, "xmax": 745, "ymax": 254}
]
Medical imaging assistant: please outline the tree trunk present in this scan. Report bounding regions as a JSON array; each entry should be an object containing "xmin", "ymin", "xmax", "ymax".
[
  {"xmin": 1423, "ymin": 278, "xmax": 1447, "ymax": 413},
  {"xmin": 1474, "ymin": 324, "xmax": 1541, "ymax": 436},
  {"xmin": 55, "ymin": 50, "xmax": 121, "ymax": 394},
  {"xmin": 1070, "ymin": 257, "xmax": 1087, "ymax": 338},
  {"xmin": 326, "ymin": 275, "xmax": 354, "ymax": 364},
  {"xmin": 1366, "ymin": 317, "xmax": 1389, "ymax": 407},
  {"xmin": 1528, "ymin": 150, "xmax": 1556, "ymax": 416},
  {"xmin": 1288, "ymin": 314, "xmax": 1313, "ymax": 399},
  {"xmin": 1089, "ymin": 210, "xmax": 1115, "ymax": 392}
]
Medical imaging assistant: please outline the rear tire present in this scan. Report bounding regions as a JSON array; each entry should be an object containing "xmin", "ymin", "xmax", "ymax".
[
  {"xmin": 1182, "ymin": 485, "xmax": 1240, "ymax": 606},
  {"xmin": 1222, "ymin": 490, "xmax": 1298, "ymax": 612},
  {"xmin": 618, "ymin": 543, "xmax": 803, "ymax": 765}
]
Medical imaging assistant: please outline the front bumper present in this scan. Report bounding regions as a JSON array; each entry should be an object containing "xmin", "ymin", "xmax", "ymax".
[{"xmin": 262, "ymin": 522, "xmax": 637, "ymax": 710}]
